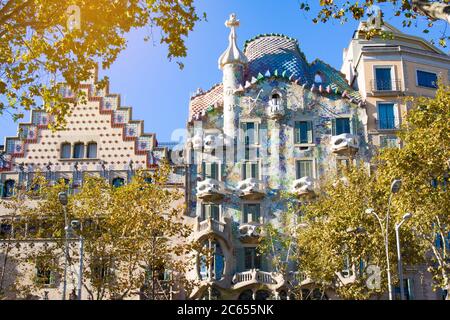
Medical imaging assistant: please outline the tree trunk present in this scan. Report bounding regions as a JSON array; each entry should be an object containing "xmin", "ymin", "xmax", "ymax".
[{"xmin": 412, "ymin": 0, "xmax": 450, "ymax": 23}]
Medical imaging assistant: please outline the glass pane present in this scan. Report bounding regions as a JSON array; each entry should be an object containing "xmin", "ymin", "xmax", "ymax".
[
  {"xmin": 73, "ymin": 143, "xmax": 84, "ymax": 159},
  {"xmin": 335, "ymin": 118, "xmax": 351, "ymax": 135},
  {"xmin": 87, "ymin": 143, "xmax": 97, "ymax": 158},
  {"xmin": 375, "ymin": 68, "xmax": 392, "ymax": 90},
  {"xmin": 244, "ymin": 123, "xmax": 255, "ymax": 145},
  {"xmin": 296, "ymin": 160, "xmax": 313, "ymax": 179}
]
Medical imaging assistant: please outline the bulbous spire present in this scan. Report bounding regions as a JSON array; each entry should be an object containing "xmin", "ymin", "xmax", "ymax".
[{"xmin": 218, "ymin": 13, "xmax": 248, "ymax": 70}]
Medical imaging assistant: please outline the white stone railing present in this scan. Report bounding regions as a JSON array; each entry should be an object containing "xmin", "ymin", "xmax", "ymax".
[
  {"xmin": 197, "ymin": 218, "xmax": 226, "ymax": 234},
  {"xmin": 232, "ymin": 269, "xmax": 277, "ymax": 285}
]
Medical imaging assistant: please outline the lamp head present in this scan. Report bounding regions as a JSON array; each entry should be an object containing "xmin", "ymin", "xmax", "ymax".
[
  {"xmin": 403, "ymin": 212, "xmax": 413, "ymax": 221},
  {"xmin": 365, "ymin": 208, "xmax": 375, "ymax": 215},
  {"xmin": 58, "ymin": 192, "xmax": 68, "ymax": 206},
  {"xmin": 390, "ymin": 179, "xmax": 402, "ymax": 194}
]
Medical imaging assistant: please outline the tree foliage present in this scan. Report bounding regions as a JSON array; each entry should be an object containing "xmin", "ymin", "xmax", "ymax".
[
  {"xmin": 299, "ymin": 0, "xmax": 450, "ymax": 47},
  {"xmin": 1, "ymin": 163, "xmax": 196, "ymax": 300},
  {"xmin": 378, "ymin": 82, "xmax": 450, "ymax": 298},
  {"xmin": 0, "ymin": 0, "xmax": 202, "ymax": 128}
]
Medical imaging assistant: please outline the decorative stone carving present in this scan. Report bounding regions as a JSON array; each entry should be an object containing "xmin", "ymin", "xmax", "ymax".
[
  {"xmin": 191, "ymin": 133, "xmax": 203, "ymax": 151},
  {"xmin": 237, "ymin": 178, "xmax": 265, "ymax": 200},
  {"xmin": 204, "ymin": 134, "xmax": 224, "ymax": 153},
  {"xmin": 331, "ymin": 133, "xmax": 359, "ymax": 155},
  {"xmin": 268, "ymin": 101, "xmax": 285, "ymax": 119},
  {"xmin": 196, "ymin": 178, "xmax": 225, "ymax": 201},
  {"xmin": 291, "ymin": 176, "xmax": 314, "ymax": 196}
]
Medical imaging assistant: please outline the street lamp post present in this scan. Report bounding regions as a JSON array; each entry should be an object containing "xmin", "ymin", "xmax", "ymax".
[
  {"xmin": 365, "ymin": 179, "xmax": 402, "ymax": 301},
  {"xmin": 77, "ymin": 221, "xmax": 84, "ymax": 300},
  {"xmin": 395, "ymin": 212, "xmax": 413, "ymax": 300},
  {"xmin": 58, "ymin": 191, "xmax": 69, "ymax": 301}
]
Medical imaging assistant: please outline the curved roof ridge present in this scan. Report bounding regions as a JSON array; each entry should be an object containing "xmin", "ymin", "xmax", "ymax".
[
  {"xmin": 244, "ymin": 33, "xmax": 299, "ymax": 52},
  {"xmin": 190, "ymin": 83, "xmax": 222, "ymax": 100}
]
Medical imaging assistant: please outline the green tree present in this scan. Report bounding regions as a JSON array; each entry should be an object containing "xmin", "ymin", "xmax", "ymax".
[
  {"xmin": 299, "ymin": 0, "xmax": 450, "ymax": 47},
  {"xmin": 378, "ymin": 83, "xmax": 450, "ymax": 299},
  {"xmin": 0, "ymin": 0, "xmax": 202, "ymax": 128},
  {"xmin": 296, "ymin": 164, "xmax": 423, "ymax": 299},
  {"xmin": 8, "ymin": 163, "xmax": 196, "ymax": 300}
]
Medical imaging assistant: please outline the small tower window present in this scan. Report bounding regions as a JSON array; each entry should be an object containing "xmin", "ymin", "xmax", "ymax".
[
  {"xmin": 112, "ymin": 177, "xmax": 125, "ymax": 188},
  {"xmin": 271, "ymin": 93, "xmax": 281, "ymax": 106},
  {"xmin": 73, "ymin": 143, "xmax": 85, "ymax": 159},
  {"xmin": 87, "ymin": 142, "xmax": 97, "ymax": 159},
  {"xmin": 314, "ymin": 72, "xmax": 323, "ymax": 84},
  {"xmin": 61, "ymin": 143, "xmax": 71, "ymax": 159}
]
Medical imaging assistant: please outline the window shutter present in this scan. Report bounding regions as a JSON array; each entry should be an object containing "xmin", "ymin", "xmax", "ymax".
[
  {"xmin": 294, "ymin": 121, "xmax": 299, "ymax": 144},
  {"xmin": 205, "ymin": 205, "xmax": 211, "ymax": 220},
  {"xmin": 251, "ymin": 163, "xmax": 258, "ymax": 179},
  {"xmin": 351, "ymin": 117, "xmax": 358, "ymax": 135},
  {"xmin": 201, "ymin": 162, "xmax": 206, "ymax": 179},
  {"xmin": 0, "ymin": 182, "xmax": 3, "ymax": 198},
  {"xmin": 255, "ymin": 205, "xmax": 261, "ymax": 222},
  {"xmin": 235, "ymin": 248, "xmax": 245, "ymax": 273},
  {"xmin": 307, "ymin": 121, "xmax": 313, "ymax": 143},
  {"xmin": 49, "ymin": 270, "xmax": 56, "ymax": 286},
  {"xmin": 255, "ymin": 122, "xmax": 259, "ymax": 145},
  {"xmin": 205, "ymin": 163, "xmax": 211, "ymax": 179},
  {"xmin": 393, "ymin": 104, "xmax": 400, "ymax": 129},
  {"xmin": 331, "ymin": 119, "xmax": 336, "ymax": 136}
]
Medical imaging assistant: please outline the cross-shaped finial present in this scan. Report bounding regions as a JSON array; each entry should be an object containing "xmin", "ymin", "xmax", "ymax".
[{"xmin": 225, "ymin": 13, "xmax": 240, "ymax": 28}]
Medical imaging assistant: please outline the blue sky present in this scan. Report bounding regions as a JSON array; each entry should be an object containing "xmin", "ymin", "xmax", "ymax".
[{"xmin": 0, "ymin": 0, "xmax": 447, "ymax": 143}]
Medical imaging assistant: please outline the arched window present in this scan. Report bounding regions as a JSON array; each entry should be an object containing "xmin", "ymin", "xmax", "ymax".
[
  {"xmin": 199, "ymin": 240, "xmax": 225, "ymax": 281},
  {"xmin": 61, "ymin": 143, "xmax": 71, "ymax": 159},
  {"xmin": 87, "ymin": 142, "xmax": 97, "ymax": 159},
  {"xmin": 271, "ymin": 93, "xmax": 281, "ymax": 106},
  {"xmin": 112, "ymin": 177, "xmax": 125, "ymax": 188},
  {"xmin": 3, "ymin": 180, "xmax": 15, "ymax": 198},
  {"xmin": 314, "ymin": 72, "xmax": 323, "ymax": 84},
  {"xmin": 73, "ymin": 143, "xmax": 85, "ymax": 159}
]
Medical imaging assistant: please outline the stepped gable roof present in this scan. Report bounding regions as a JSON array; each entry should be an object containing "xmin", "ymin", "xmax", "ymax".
[
  {"xmin": 243, "ymin": 34, "xmax": 309, "ymax": 83},
  {"xmin": 189, "ymin": 83, "xmax": 223, "ymax": 121}
]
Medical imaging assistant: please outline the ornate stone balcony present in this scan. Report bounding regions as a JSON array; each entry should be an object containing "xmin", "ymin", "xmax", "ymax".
[
  {"xmin": 291, "ymin": 176, "xmax": 314, "ymax": 197},
  {"xmin": 238, "ymin": 221, "xmax": 263, "ymax": 244},
  {"xmin": 196, "ymin": 178, "xmax": 226, "ymax": 202},
  {"xmin": 330, "ymin": 133, "xmax": 359, "ymax": 155},
  {"xmin": 231, "ymin": 269, "xmax": 283, "ymax": 290},
  {"xmin": 288, "ymin": 271, "xmax": 313, "ymax": 286},
  {"xmin": 237, "ymin": 178, "xmax": 265, "ymax": 200},
  {"xmin": 194, "ymin": 216, "xmax": 230, "ymax": 243},
  {"xmin": 268, "ymin": 102, "xmax": 285, "ymax": 120},
  {"xmin": 203, "ymin": 134, "xmax": 224, "ymax": 153}
]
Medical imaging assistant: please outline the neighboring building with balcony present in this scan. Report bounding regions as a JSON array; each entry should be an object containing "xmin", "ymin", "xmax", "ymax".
[
  {"xmin": 341, "ymin": 18, "xmax": 450, "ymax": 151},
  {"xmin": 184, "ymin": 14, "xmax": 368, "ymax": 300},
  {"xmin": 0, "ymin": 69, "xmax": 185, "ymax": 300}
]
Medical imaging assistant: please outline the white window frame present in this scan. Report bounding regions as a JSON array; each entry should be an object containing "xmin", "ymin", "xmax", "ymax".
[
  {"xmin": 241, "ymin": 160, "xmax": 261, "ymax": 180},
  {"xmin": 373, "ymin": 65, "xmax": 396, "ymax": 91},
  {"xmin": 293, "ymin": 117, "xmax": 315, "ymax": 146},
  {"xmin": 295, "ymin": 158, "xmax": 316, "ymax": 180},
  {"xmin": 241, "ymin": 201, "xmax": 263, "ymax": 224},
  {"xmin": 240, "ymin": 119, "xmax": 261, "ymax": 147},
  {"xmin": 376, "ymin": 101, "xmax": 400, "ymax": 131}
]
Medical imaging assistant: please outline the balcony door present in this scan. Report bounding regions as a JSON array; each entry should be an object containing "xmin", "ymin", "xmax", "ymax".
[{"xmin": 375, "ymin": 67, "xmax": 393, "ymax": 91}]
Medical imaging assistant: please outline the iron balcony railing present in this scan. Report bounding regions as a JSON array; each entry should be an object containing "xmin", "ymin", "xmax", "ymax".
[{"xmin": 370, "ymin": 79, "xmax": 402, "ymax": 92}]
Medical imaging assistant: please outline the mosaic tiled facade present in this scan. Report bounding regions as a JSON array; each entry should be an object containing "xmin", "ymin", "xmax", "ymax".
[{"xmin": 184, "ymin": 14, "xmax": 369, "ymax": 300}]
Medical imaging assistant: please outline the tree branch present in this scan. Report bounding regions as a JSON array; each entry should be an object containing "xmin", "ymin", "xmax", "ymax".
[{"xmin": 412, "ymin": 0, "xmax": 450, "ymax": 23}]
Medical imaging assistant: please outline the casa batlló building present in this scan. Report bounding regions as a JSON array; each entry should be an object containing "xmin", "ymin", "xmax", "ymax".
[
  {"xmin": 0, "ymin": 13, "xmax": 448, "ymax": 300},
  {"xmin": 184, "ymin": 14, "xmax": 369, "ymax": 300}
]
